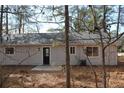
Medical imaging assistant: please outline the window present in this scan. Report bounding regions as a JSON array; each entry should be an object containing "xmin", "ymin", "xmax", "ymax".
[
  {"xmin": 5, "ymin": 48, "xmax": 14, "ymax": 54},
  {"xmin": 45, "ymin": 48, "xmax": 49, "ymax": 56},
  {"xmin": 86, "ymin": 47, "xmax": 98, "ymax": 57},
  {"xmin": 70, "ymin": 47, "xmax": 75, "ymax": 54}
]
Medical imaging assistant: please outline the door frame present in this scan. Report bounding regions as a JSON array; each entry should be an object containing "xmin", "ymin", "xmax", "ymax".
[{"xmin": 42, "ymin": 46, "xmax": 51, "ymax": 65}]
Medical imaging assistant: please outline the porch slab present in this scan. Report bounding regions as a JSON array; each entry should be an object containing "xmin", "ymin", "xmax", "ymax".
[{"xmin": 31, "ymin": 65, "xmax": 62, "ymax": 71}]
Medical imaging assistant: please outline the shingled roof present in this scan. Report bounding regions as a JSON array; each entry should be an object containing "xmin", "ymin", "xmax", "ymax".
[{"xmin": 1, "ymin": 31, "xmax": 117, "ymax": 45}]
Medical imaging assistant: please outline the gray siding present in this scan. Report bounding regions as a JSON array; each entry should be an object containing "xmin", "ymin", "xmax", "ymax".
[
  {"xmin": 0, "ymin": 46, "xmax": 43, "ymax": 65},
  {"xmin": 75, "ymin": 45, "xmax": 117, "ymax": 65},
  {"xmin": 0, "ymin": 45, "xmax": 117, "ymax": 65},
  {"xmin": 51, "ymin": 46, "xmax": 65, "ymax": 65}
]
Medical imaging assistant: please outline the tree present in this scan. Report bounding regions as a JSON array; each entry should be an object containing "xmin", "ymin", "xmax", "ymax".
[
  {"xmin": 5, "ymin": 5, "xmax": 8, "ymax": 34},
  {"xmin": 83, "ymin": 5, "xmax": 124, "ymax": 88},
  {"xmin": 0, "ymin": 5, "xmax": 4, "ymax": 88},
  {"xmin": 1, "ymin": 5, "xmax": 47, "ymax": 34},
  {"xmin": 69, "ymin": 5, "xmax": 124, "ymax": 88},
  {"xmin": 65, "ymin": 5, "xmax": 71, "ymax": 88},
  {"xmin": 0, "ymin": 5, "xmax": 3, "ymax": 43}
]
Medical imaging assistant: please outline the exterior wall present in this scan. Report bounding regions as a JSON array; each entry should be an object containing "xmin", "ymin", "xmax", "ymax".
[
  {"xmin": 51, "ymin": 46, "xmax": 65, "ymax": 65},
  {"xmin": 51, "ymin": 45, "xmax": 117, "ymax": 65},
  {"xmin": 70, "ymin": 46, "xmax": 82, "ymax": 65},
  {"xmin": 0, "ymin": 46, "xmax": 43, "ymax": 65},
  {"xmin": 79, "ymin": 45, "xmax": 102, "ymax": 65},
  {"xmin": 79, "ymin": 45, "xmax": 117, "ymax": 65},
  {"xmin": 0, "ymin": 45, "xmax": 117, "ymax": 65},
  {"xmin": 50, "ymin": 46, "xmax": 81, "ymax": 65},
  {"xmin": 104, "ymin": 45, "xmax": 117, "ymax": 65}
]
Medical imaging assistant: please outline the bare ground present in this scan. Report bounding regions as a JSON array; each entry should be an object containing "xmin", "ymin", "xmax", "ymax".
[{"xmin": 0, "ymin": 65, "xmax": 124, "ymax": 88}]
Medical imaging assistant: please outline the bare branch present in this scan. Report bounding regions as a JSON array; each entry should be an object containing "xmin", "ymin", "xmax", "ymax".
[{"xmin": 117, "ymin": 5, "xmax": 121, "ymax": 37}]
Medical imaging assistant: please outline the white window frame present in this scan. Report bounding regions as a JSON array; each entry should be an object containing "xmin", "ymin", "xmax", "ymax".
[
  {"xmin": 86, "ymin": 46, "xmax": 99, "ymax": 57},
  {"xmin": 5, "ymin": 47, "xmax": 15, "ymax": 55},
  {"xmin": 70, "ymin": 46, "xmax": 76, "ymax": 55}
]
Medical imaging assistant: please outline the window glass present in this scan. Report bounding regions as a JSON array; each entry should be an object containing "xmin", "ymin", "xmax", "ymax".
[
  {"xmin": 93, "ymin": 47, "xmax": 98, "ymax": 56},
  {"xmin": 86, "ymin": 47, "xmax": 98, "ymax": 56},
  {"xmin": 5, "ymin": 48, "xmax": 14, "ymax": 54},
  {"xmin": 86, "ymin": 47, "xmax": 92, "ymax": 56},
  {"xmin": 45, "ymin": 48, "xmax": 49, "ymax": 56},
  {"xmin": 70, "ymin": 47, "xmax": 75, "ymax": 54}
]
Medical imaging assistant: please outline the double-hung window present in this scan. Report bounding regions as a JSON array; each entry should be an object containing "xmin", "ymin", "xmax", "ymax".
[
  {"xmin": 5, "ymin": 48, "xmax": 14, "ymax": 54},
  {"xmin": 70, "ymin": 47, "xmax": 75, "ymax": 54},
  {"xmin": 86, "ymin": 47, "xmax": 98, "ymax": 57}
]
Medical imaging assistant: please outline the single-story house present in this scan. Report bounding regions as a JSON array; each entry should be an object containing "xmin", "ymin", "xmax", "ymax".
[{"xmin": 0, "ymin": 31, "xmax": 118, "ymax": 65}]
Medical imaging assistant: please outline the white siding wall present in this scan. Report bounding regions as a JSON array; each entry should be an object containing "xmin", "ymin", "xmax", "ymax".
[
  {"xmin": 0, "ymin": 46, "xmax": 43, "ymax": 65},
  {"xmin": 72, "ymin": 45, "xmax": 102, "ymax": 65},
  {"xmin": 51, "ymin": 46, "xmax": 84, "ymax": 65},
  {"xmin": 104, "ymin": 46, "xmax": 117, "ymax": 65},
  {"xmin": 0, "ymin": 45, "xmax": 117, "ymax": 65},
  {"xmin": 78, "ymin": 45, "xmax": 117, "ymax": 65},
  {"xmin": 51, "ymin": 46, "xmax": 65, "ymax": 65},
  {"xmin": 70, "ymin": 46, "xmax": 81, "ymax": 65}
]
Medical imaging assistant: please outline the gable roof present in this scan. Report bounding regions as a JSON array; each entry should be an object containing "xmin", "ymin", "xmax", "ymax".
[{"xmin": 1, "ymin": 31, "xmax": 117, "ymax": 45}]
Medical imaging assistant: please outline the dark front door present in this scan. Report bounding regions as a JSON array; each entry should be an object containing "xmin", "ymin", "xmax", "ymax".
[{"xmin": 43, "ymin": 47, "xmax": 50, "ymax": 65}]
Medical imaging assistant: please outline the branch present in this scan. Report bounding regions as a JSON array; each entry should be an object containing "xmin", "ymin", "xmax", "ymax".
[
  {"xmin": 104, "ymin": 32, "xmax": 124, "ymax": 49},
  {"xmin": 84, "ymin": 52, "xmax": 98, "ymax": 88},
  {"xmin": 1, "ymin": 49, "xmax": 40, "ymax": 86},
  {"xmin": 116, "ymin": 5, "xmax": 121, "ymax": 37},
  {"xmin": 89, "ymin": 5, "xmax": 98, "ymax": 28}
]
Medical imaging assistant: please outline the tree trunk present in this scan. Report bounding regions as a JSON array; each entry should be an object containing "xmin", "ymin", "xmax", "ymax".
[
  {"xmin": 85, "ymin": 54, "xmax": 98, "ymax": 87},
  {"xmin": 102, "ymin": 5, "xmax": 107, "ymax": 88},
  {"xmin": 77, "ymin": 6, "xmax": 80, "ymax": 32},
  {"xmin": 65, "ymin": 5, "xmax": 71, "ymax": 88},
  {"xmin": 22, "ymin": 15, "xmax": 25, "ymax": 33},
  {"xmin": 19, "ymin": 15, "xmax": 23, "ymax": 34},
  {"xmin": 99, "ymin": 31, "xmax": 107, "ymax": 88},
  {"xmin": 117, "ymin": 5, "xmax": 121, "ymax": 37},
  {"xmin": 102, "ymin": 48, "xmax": 106, "ymax": 88},
  {"xmin": 0, "ymin": 5, "xmax": 4, "ymax": 88},
  {"xmin": 6, "ymin": 5, "xmax": 8, "ymax": 34},
  {"xmin": 0, "ymin": 5, "xmax": 3, "ymax": 43}
]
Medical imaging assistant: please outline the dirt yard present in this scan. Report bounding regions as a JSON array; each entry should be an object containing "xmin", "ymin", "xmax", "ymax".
[{"xmin": 0, "ymin": 65, "xmax": 124, "ymax": 88}]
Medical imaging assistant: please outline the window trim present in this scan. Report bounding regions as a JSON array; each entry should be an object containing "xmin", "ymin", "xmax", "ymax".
[
  {"xmin": 5, "ymin": 47, "xmax": 15, "ymax": 55},
  {"xmin": 70, "ymin": 46, "xmax": 76, "ymax": 55},
  {"xmin": 86, "ymin": 46, "xmax": 99, "ymax": 57}
]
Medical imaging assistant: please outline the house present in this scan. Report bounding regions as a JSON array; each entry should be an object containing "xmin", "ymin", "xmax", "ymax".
[
  {"xmin": 0, "ymin": 31, "xmax": 118, "ymax": 65},
  {"xmin": 118, "ymin": 53, "xmax": 124, "ymax": 62}
]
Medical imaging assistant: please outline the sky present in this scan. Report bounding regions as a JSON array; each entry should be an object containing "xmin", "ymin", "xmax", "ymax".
[
  {"xmin": 39, "ymin": 23, "xmax": 59, "ymax": 33},
  {"xmin": 1, "ymin": 0, "xmax": 124, "ymax": 5},
  {"xmin": 38, "ymin": 5, "xmax": 124, "ymax": 33},
  {"xmin": 2, "ymin": 5, "xmax": 124, "ymax": 34}
]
